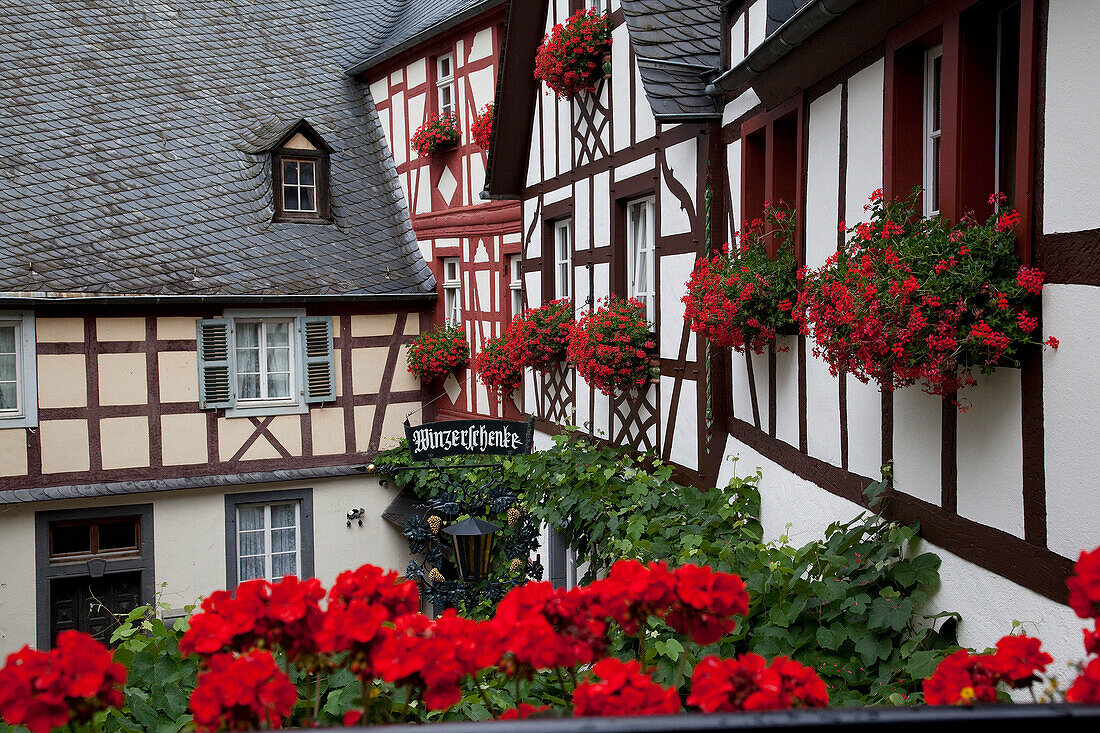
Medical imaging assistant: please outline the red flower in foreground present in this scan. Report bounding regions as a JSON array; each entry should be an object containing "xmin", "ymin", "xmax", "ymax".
[
  {"xmin": 1084, "ymin": 620, "xmax": 1100, "ymax": 656},
  {"xmin": 499, "ymin": 703, "xmax": 551, "ymax": 720},
  {"xmin": 665, "ymin": 563, "xmax": 750, "ymax": 645},
  {"xmin": 1068, "ymin": 546, "xmax": 1100, "ymax": 619},
  {"xmin": 0, "ymin": 631, "xmax": 126, "ymax": 733},
  {"xmin": 190, "ymin": 651, "xmax": 296, "ymax": 732},
  {"xmin": 989, "ymin": 634, "xmax": 1052, "ymax": 685},
  {"xmin": 688, "ymin": 654, "xmax": 828, "ymax": 712},
  {"xmin": 1066, "ymin": 657, "xmax": 1100, "ymax": 703},
  {"xmin": 922, "ymin": 649, "xmax": 1001, "ymax": 705},
  {"xmin": 573, "ymin": 658, "xmax": 680, "ymax": 717}
]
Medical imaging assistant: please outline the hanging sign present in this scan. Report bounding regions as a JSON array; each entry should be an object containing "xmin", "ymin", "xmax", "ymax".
[{"xmin": 405, "ymin": 418, "xmax": 535, "ymax": 461}]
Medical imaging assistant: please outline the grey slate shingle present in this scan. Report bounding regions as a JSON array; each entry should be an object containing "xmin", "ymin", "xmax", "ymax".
[
  {"xmin": 620, "ymin": 0, "xmax": 722, "ymax": 118},
  {"xmin": 0, "ymin": 0, "xmax": 435, "ymax": 297}
]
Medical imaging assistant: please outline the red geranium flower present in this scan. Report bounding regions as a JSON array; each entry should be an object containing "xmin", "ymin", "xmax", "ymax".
[
  {"xmin": 407, "ymin": 324, "xmax": 469, "ymax": 383},
  {"xmin": 498, "ymin": 703, "xmax": 550, "ymax": 720},
  {"xmin": 189, "ymin": 650, "xmax": 297, "ymax": 732},
  {"xmin": 567, "ymin": 296, "xmax": 653, "ymax": 395},
  {"xmin": 922, "ymin": 649, "xmax": 1001, "ymax": 705},
  {"xmin": 687, "ymin": 653, "xmax": 828, "ymax": 712},
  {"xmin": 534, "ymin": 9, "xmax": 612, "ymax": 99},
  {"xmin": 1066, "ymin": 657, "xmax": 1100, "ymax": 703},
  {"xmin": 470, "ymin": 103, "xmax": 493, "ymax": 149},
  {"xmin": 988, "ymin": 634, "xmax": 1052, "ymax": 685},
  {"xmin": 1067, "ymin": 546, "xmax": 1100, "ymax": 619},
  {"xmin": 0, "ymin": 631, "xmax": 126, "ymax": 733},
  {"xmin": 411, "ymin": 113, "xmax": 461, "ymax": 157},
  {"xmin": 572, "ymin": 658, "xmax": 680, "ymax": 717}
]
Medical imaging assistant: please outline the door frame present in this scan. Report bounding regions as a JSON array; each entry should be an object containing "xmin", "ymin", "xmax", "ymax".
[{"xmin": 34, "ymin": 503, "xmax": 154, "ymax": 649}]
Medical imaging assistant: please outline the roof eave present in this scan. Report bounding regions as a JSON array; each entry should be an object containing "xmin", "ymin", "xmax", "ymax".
[{"xmin": 0, "ymin": 292, "xmax": 438, "ymax": 307}]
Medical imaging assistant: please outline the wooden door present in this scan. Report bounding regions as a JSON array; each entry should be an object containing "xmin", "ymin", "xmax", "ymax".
[{"xmin": 50, "ymin": 572, "xmax": 141, "ymax": 646}]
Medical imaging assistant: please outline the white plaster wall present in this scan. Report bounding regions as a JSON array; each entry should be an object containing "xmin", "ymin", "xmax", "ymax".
[
  {"xmin": 467, "ymin": 66, "xmax": 495, "ymax": 112},
  {"xmin": 524, "ymin": 198, "xmax": 542, "ymax": 259},
  {"xmin": 526, "ymin": 93, "xmax": 543, "ymax": 187},
  {"xmin": 891, "ymin": 385, "xmax": 942, "ymax": 506},
  {"xmin": 543, "ymin": 183, "xmax": 571, "ymax": 205},
  {"xmin": 660, "ymin": 138, "xmax": 696, "ymax": 237},
  {"xmin": 729, "ymin": 14, "xmax": 746, "ymax": 66},
  {"xmin": 956, "ymin": 368, "xmax": 1024, "ymax": 538},
  {"xmin": 846, "ymin": 377, "xmax": 883, "ymax": 479},
  {"xmin": 731, "ymin": 348, "xmax": 767, "ymax": 428},
  {"xmin": 593, "ymin": 171, "xmax": 611, "ymax": 247},
  {"xmin": 1042, "ymin": 0, "xmax": 1100, "ymax": 234},
  {"xmin": 774, "ymin": 335, "xmax": 799, "ymax": 448},
  {"xmin": 726, "ymin": 139, "xmax": 741, "ymax": 243},
  {"xmin": 634, "ymin": 54, "xmax": 656, "ymax": 143},
  {"xmin": 592, "ymin": 260, "xmax": 610, "ymax": 303},
  {"xmin": 0, "ymin": 505, "xmax": 36, "ymax": 655},
  {"xmin": 575, "ymin": 179, "xmax": 591, "ymax": 251},
  {"xmin": 406, "ymin": 58, "xmax": 426, "ymax": 89},
  {"xmin": 1042, "ymin": 284, "xmax": 1100, "ymax": 558},
  {"xmin": 717, "ymin": 437, "xmax": 1087, "ymax": 672},
  {"xmin": 392, "ymin": 91, "xmax": 408, "ymax": 168},
  {"xmin": 844, "ymin": 60, "xmax": 884, "ymax": 226},
  {"xmin": 557, "ymin": 94, "xmax": 571, "ymax": 176},
  {"xmin": 746, "ymin": 0, "xmax": 767, "ymax": 56},
  {"xmin": 662, "ymin": 375, "xmax": 698, "ymax": 470},
  {"xmin": 805, "ymin": 352, "xmax": 841, "ymax": 467},
  {"xmin": 805, "ymin": 85, "xmax": 842, "ymax": 268},
  {"xmin": 611, "ymin": 21, "xmax": 632, "ymax": 153},
  {"xmin": 540, "ymin": 93, "xmax": 556, "ymax": 180},
  {"xmin": 614, "ymin": 153, "xmax": 656, "ymax": 183},
  {"xmin": 658, "ymin": 252, "xmax": 696, "ymax": 359},
  {"xmin": 721, "ymin": 89, "xmax": 761, "ymax": 128}
]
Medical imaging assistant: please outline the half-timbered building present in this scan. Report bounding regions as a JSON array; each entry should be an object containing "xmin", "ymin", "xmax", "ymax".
[
  {"xmin": 0, "ymin": 1, "xmax": 436, "ymax": 653},
  {"xmin": 350, "ymin": 0, "xmax": 525, "ymax": 420},
  {"xmin": 486, "ymin": 0, "xmax": 1098, "ymax": 665}
]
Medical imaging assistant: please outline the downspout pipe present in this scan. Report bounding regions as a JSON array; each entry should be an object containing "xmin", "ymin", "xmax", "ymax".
[{"xmin": 706, "ymin": 0, "xmax": 861, "ymax": 96}]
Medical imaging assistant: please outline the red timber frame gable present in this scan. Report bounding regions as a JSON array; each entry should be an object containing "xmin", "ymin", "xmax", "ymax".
[
  {"xmin": 711, "ymin": 0, "xmax": 1072, "ymax": 605},
  {"xmin": 1, "ymin": 303, "xmax": 429, "ymax": 493},
  {"xmin": 363, "ymin": 7, "xmax": 524, "ymax": 420}
]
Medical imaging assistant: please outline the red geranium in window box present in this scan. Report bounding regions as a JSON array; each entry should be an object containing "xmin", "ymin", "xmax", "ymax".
[
  {"xmin": 406, "ymin": 323, "xmax": 469, "ymax": 383},
  {"xmin": 509, "ymin": 298, "xmax": 573, "ymax": 370},
  {"xmin": 475, "ymin": 331, "xmax": 523, "ymax": 396},
  {"xmin": 567, "ymin": 296, "xmax": 655, "ymax": 395},
  {"xmin": 470, "ymin": 102, "xmax": 493, "ymax": 150},
  {"xmin": 534, "ymin": 8, "xmax": 613, "ymax": 99},
  {"xmin": 684, "ymin": 202, "xmax": 800, "ymax": 355},
  {"xmin": 411, "ymin": 112, "xmax": 461, "ymax": 157},
  {"xmin": 797, "ymin": 190, "xmax": 1054, "ymax": 407}
]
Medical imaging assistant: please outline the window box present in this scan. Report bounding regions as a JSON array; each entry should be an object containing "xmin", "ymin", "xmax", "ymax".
[{"xmin": 534, "ymin": 8, "xmax": 613, "ymax": 99}]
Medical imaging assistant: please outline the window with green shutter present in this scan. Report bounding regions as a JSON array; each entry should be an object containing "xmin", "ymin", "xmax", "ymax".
[
  {"xmin": 196, "ymin": 318, "xmax": 234, "ymax": 409},
  {"xmin": 301, "ymin": 315, "xmax": 335, "ymax": 403}
]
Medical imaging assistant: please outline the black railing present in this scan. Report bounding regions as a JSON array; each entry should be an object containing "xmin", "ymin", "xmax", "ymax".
[{"xmin": 353, "ymin": 704, "xmax": 1100, "ymax": 732}]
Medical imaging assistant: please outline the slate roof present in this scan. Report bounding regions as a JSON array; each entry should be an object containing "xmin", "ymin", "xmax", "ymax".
[
  {"xmin": 345, "ymin": 0, "xmax": 505, "ymax": 75},
  {"xmin": 620, "ymin": 0, "xmax": 722, "ymax": 119},
  {"xmin": 0, "ymin": 0, "xmax": 435, "ymax": 297}
]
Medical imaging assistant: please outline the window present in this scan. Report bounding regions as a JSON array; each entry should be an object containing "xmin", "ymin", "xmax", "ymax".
[
  {"xmin": 0, "ymin": 311, "xmax": 36, "ymax": 428},
  {"xmin": 235, "ymin": 320, "xmax": 293, "ymax": 403},
  {"xmin": 436, "ymin": 53, "xmax": 455, "ymax": 118},
  {"xmin": 225, "ymin": 489, "xmax": 314, "ymax": 588},
  {"xmin": 197, "ymin": 312, "xmax": 335, "ymax": 414},
  {"xmin": 281, "ymin": 159, "xmax": 318, "ymax": 213},
  {"xmin": 236, "ymin": 502, "xmax": 301, "ymax": 582},
  {"xmin": 49, "ymin": 517, "xmax": 140, "ymax": 563},
  {"xmin": 741, "ymin": 98, "xmax": 802, "ymax": 258},
  {"xmin": 886, "ymin": 0, "xmax": 1035, "ymax": 251},
  {"xmin": 269, "ymin": 120, "xmax": 332, "ymax": 223},
  {"xmin": 553, "ymin": 220, "xmax": 572, "ymax": 300},
  {"xmin": 509, "ymin": 255, "xmax": 524, "ymax": 316},
  {"xmin": 923, "ymin": 45, "xmax": 943, "ymax": 216},
  {"xmin": 443, "ymin": 258, "xmax": 462, "ymax": 326},
  {"xmin": 627, "ymin": 198, "xmax": 655, "ymax": 323}
]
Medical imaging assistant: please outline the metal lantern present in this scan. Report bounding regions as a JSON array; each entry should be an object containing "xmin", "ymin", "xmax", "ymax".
[{"xmin": 442, "ymin": 516, "xmax": 501, "ymax": 580}]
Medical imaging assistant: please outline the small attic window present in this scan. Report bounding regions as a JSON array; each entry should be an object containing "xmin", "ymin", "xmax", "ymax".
[{"xmin": 270, "ymin": 122, "xmax": 332, "ymax": 223}]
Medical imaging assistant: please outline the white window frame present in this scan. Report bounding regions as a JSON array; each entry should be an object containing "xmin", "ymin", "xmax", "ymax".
[
  {"xmin": 0, "ymin": 311, "xmax": 37, "ymax": 428},
  {"xmin": 443, "ymin": 258, "xmax": 462, "ymax": 326},
  {"xmin": 280, "ymin": 158, "xmax": 318, "ymax": 213},
  {"xmin": 436, "ymin": 53, "xmax": 455, "ymax": 118},
  {"xmin": 554, "ymin": 219, "xmax": 572, "ymax": 301},
  {"xmin": 509, "ymin": 254, "xmax": 524, "ymax": 316},
  {"xmin": 923, "ymin": 45, "xmax": 943, "ymax": 217},
  {"xmin": 236, "ymin": 501, "xmax": 301, "ymax": 583},
  {"xmin": 223, "ymin": 308, "xmax": 307, "ymax": 418},
  {"xmin": 626, "ymin": 197, "xmax": 656, "ymax": 324}
]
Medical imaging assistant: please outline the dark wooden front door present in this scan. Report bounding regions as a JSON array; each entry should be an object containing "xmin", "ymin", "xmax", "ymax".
[{"xmin": 50, "ymin": 572, "xmax": 141, "ymax": 646}]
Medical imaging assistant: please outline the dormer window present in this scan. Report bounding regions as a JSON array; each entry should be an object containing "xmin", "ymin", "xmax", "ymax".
[{"xmin": 267, "ymin": 120, "xmax": 332, "ymax": 223}]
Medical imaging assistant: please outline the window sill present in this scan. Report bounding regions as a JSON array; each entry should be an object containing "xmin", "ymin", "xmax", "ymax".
[
  {"xmin": 226, "ymin": 400, "xmax": 308, "ymax": 419},
  {"xmin": 272, "ymin": 214, "xmax": 333, "ymax": 225},
  {"xmin": 0, "ymin": 414, "xmax": 36, "ymax": 429}
]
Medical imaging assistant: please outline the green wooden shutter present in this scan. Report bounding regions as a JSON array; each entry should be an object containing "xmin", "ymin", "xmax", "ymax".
[
  {"xmin": 301, "ymin": 316, "xmax": 335, "ymax": 403},
  {"xmin": 196, "ymin": 318, "xmax": 234, "ymax": 409}
]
